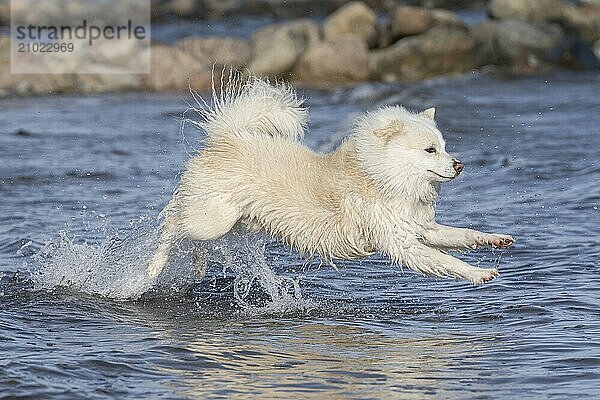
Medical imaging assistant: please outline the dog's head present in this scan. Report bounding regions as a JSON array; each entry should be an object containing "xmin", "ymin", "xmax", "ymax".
[{"xmin": 353, "ymin": 106, "xmax": 463, "ymax": 197}]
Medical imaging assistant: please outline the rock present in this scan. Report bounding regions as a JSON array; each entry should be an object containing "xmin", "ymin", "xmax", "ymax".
[
  {"xmin": 471, "ymin": 21, "xmax": 499, "ymax": 64},
  {"xmin": 494, "ymin": 19, "xmax": 565, "ymax": 65},
  {"xmin": 561, "ymin": 6, "xmax": 600, "ymax": 43},
  {"xmin": 0, "ymin": 35, "xmax": 8, "ymax": 63},
  {"xmin": 0, "ymin": 39, "xmax": 211, "ymax": 95},
  {"xmin": 550, "ymin": 38, "xmax": 600, "ymax": 69},
  {"xmin": 369, "ymin": 26, "xmax": 481, "ymax": 82},
  {"xmin": 155, "ymin": 0, "xmax": 355, "ymax": 20},
  {"xmin": 153, "ymin": 0, "xmax": 230, "ymax": 20},
  {"xmin": 376, "ymin": 22, "xmax": 393, "ymax": 48},
  {"xmin": 92, "ymin": 38, "xmax": 150, "ymax": 73},
  {"xmin": 248, "ymin": 19, "xmax": 320, "ymax": 77},
  {"xmin": 488, "ymin": 0, "xmax": 570, "ymax": 23},
  {"xmin": 389, "ymin": 6, "xmax": 431, "ymax": 38},
  {"xmin": 292, "ymin": 36, "xmax": 369, "ymax": 85},
  {"xmin": 143, "ymin": 44, "xmax": 211, "ymax": 91},
  {"xmin": 0, "ymin": 36, "xmax": 71, "ymax": 96},
  {"xmin": 323, "ymin": 1, "xmax": 377, "ymax": 47},
  {"xmin": 430, "ymin": 9, "xmax": 464, "ymax": 27},
  {"xmin": 176, "ymin": 36, "xmax": 251, "ymax": 69},
  {"xmin": 413, "ymin": 0, "xmax": 488, "ymax": 8},
  {"xmin": 0, "ymin": 2, "xmax": 9, "ymax": 25},
  {"xmin": 0, "ymin": 70, "xmax": 77, "ymax": 97},
  {"xmin": 166, "ymin": 0, "xmax": 199, "ymax": 18},
  {"xmin": 76, "ymin": 70, "xmax": 142, "ymax": 94},
  {"xmin": 388, "ymin": 5, "xmax": 465, "ymax": 41}
]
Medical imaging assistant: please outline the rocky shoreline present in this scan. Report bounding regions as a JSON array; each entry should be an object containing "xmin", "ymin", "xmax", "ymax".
[{"xmin": 0, "ymin": 0, "xmax": 599, "ymax": 97}]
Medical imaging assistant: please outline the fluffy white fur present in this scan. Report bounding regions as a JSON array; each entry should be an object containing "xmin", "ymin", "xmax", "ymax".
[{"xmin": 148, "ymin": 77, "xmax": 514, "ymax": 284}]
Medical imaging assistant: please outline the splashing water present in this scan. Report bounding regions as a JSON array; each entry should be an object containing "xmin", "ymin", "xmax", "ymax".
[
  {"xmin": 199, "ymin": 231, "xmax": 315, "ymax": 314},
  {"xmin": 31, "ymin": 216, "xmax": 161, "ymax": 300},
  {"xmin": 30, "ymin": 215, "xmax": 313, "ymax": 311}
]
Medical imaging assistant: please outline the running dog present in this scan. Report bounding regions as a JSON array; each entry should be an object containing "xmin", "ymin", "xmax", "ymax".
[{"xmin": 148, "ymin": 77, "xmax": 514, "ymax": 284}]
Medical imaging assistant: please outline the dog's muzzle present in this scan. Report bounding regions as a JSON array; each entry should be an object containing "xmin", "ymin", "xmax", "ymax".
[{"xmin": 453, "ymin": 160, "xmax": 464, "ymax": 175}]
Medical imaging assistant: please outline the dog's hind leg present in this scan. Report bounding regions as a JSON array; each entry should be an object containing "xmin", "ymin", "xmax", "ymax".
[
  {"xmin": 147, "ymin": 217, "xmax": 179, "ymax": 279},
  {"xmin": 192, "ymin": 247, "xmax": 208, "ymax": 279},
  {"xmin": 183, "ymin": 195, "xmax": 241, "ymax": 242},
  {"xmin": 148, "ymin": 195, "xmax": 241, "ymax": 280}
]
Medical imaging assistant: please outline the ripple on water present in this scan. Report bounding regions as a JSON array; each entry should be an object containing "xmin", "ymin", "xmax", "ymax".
[{"xmin": 1, "ymin": 71, "xmax": 600, "ymax": 398}]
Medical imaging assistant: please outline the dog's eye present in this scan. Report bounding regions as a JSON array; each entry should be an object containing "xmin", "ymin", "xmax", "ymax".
[{"xmin": 425, "ymin": 147, "xmax": 437, "ymax": 153}]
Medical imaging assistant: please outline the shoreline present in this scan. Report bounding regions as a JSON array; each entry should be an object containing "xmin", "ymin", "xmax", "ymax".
[{"xmin": 0, "ymin": 0, "xmax": 598, "ymax": 98}]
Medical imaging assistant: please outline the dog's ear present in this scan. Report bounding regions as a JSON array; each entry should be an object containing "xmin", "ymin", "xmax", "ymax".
[
  {"xmin": 373, "ymin": 120, "xmax": 405, "ymax": 143},
  {"xmin": 421, "ymin": 107, "xmax": 436, "ymax": 120}
]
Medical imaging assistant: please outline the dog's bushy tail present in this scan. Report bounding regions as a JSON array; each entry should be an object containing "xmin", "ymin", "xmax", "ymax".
[{"xmin": 186, "ymin": 72, "xmax": 307, "ymax": 141}]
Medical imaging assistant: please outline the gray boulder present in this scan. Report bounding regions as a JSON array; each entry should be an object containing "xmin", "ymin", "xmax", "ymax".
[
  {"xmin": 76, "ymin": 71, "xmax": 142, "ymax": 94},
  {"xmin": 561, "ymin": 5, "xmax": 600, "ymax": 43},
  {"xmin": 494, "ymin": 19, "xmax": 565, "ymax": 65},
  {"xmin": 292, "ymin": 36, "xmax": 370, "ymax": 85},
  {"xmin": 143, "ymin": 44, "xmax": 212, "ymax": 91},
  {"xmin": 489, "ymin": 0, "xmax": 570, "ymax": 22},
  {"xmin": 323, "ymin": 1, "xmax": 377, "ymax": 47},
  {"xmin": 176, "ymin": 36, "xmax": 251, "ymax": 69},
  {"xmin": 156, "ymin": 0, "xmax": 357, "ymax": 20},
  {"xmin": 248, "ymin": 19, "xmax": 320, "ymax": 77},
  {"xmin": 471, "ymin": 21, "xmax": 499, "ymax": 64},
  {"xmin": 388, "ymin": 5, "xmax": 464, "ymax": 41},
  {"xmin": 0, "ymin": 2, "xmax": 8, "ymax": 25},
  {"xmin": 369, "ymin": 26, "xmax": 481, "ymax": 82}
]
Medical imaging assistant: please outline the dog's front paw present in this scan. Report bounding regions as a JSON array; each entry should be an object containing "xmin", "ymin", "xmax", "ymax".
[
  {"xmin": 489, "ymin": 234, "xmax": 514, "ymax": 249},
  {"xmin": 469, "ymin": 268, "xmax": 499, "ymax": 285},
  {"xmin": 473, "ymin": 233, "xmax": 514, "ymax": 249}
]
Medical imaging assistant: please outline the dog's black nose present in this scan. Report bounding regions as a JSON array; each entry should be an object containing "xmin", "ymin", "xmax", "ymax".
[{"xmin": 453, "ymin": 160, "xmax": 464, "ymax": 174}]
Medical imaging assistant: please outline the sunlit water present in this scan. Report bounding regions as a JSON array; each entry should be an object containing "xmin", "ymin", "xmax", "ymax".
[{"xmin": 1, "ymin": 70, "xmax": 599, "ymax": 398}]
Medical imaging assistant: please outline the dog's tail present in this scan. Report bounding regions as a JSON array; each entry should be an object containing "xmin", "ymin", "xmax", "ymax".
[{"xmin": 186, "ymin": 72, "xmax": 307, "ymax": 141}]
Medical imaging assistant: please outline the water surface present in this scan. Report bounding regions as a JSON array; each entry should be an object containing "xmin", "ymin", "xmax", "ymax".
[{"xmin": 1, "ymin": 71, "xmax": 599, "ymax": 398}]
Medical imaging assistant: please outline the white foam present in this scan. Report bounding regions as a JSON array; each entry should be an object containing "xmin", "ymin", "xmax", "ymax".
[
  {"xmin": 31, "ymin": 216, "xmax": 161, "ymax": 300},
  {"xmin": 200, "ymin": 231, "xmax": 316, "ymax": 313},
  {"xmin": 31, "ymin": 216, "xmax": 314, "ymax": 312}
]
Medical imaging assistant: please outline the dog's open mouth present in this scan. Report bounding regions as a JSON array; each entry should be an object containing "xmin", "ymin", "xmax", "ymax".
[{"xmin": 428, "ymin": 170, "xmax": 455, "ymax": 180}]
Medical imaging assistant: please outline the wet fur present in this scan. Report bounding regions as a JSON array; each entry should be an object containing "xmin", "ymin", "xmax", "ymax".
[{"xmin": 148, "ymin": 77, "xmax": 514, "ymax": 284}]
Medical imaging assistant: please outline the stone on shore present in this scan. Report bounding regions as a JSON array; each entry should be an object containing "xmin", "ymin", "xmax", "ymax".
[
  {"xmin": 292, "ymin": 37, "xmax": 369, "ymax": 85},
  {"xmin": 0, "ymin": 2, "xmax": 8, "ymax": 25},
  {"xmin": 76, "ymin": 71, "xmax": 142, "ymax": 94},
  {"xmin": 0, "ymin": 36, "xmax": 144, "ymax": 96},
  {"xmin": 176, "ymin": 36, "xmax": 251, "ymax": 69},
  {"xmin": 143, "ymin": 44, "xmax": 211, "ymax": 91},
  {"xmin": 369, "ymin": 26, "xmax": 480, "ymax": 82},
  {"xmin": 553, "ymin": 38, "xmax": 600, "ymax": 70},
  {"xmin": 493, "ymin": 19, "xmax": 565, "ymax": 66},
  {"xmin": 323, "ymin": 1, "xmax": 378, "ymax": 47},
  {"xmin": 488, "ymin": 0, "xmax": 570, "ymax": 23},
  {"xmin": 471, "ymin": 21, "xmax": 499, "ymax": 64},
  {"xmin": 561, "ymin": 5, "xmax": 600, "ymax": 43},
  {"xmin": 156, "ymin": 0, "xmax": 355, "ymax": 20},
  {"xmin": 388, "ymin": 5, "xmax": 464, "ymax": 41},
  {"xmin": 248, "ymin": 19, "xmax": 320, "ymax": 77},
  {"xmin": 0, "ymin": 35, "xmax": 61, "ymax": 96}
]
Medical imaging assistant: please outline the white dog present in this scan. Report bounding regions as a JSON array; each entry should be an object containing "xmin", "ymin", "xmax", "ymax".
[{"xmin": 148, "ymin": 77, "xmax": 514, "ymax": 285}]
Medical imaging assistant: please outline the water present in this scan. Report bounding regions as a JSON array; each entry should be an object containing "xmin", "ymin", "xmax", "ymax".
[{"xmin": 1, "ymin": 70, "xmax": 599, "ymax": 398}]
